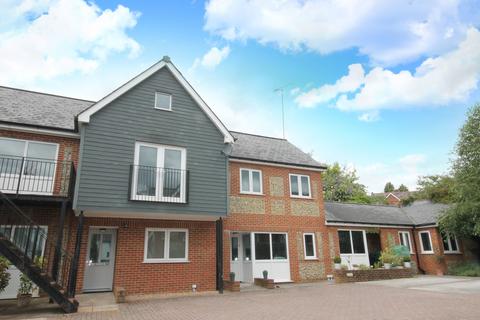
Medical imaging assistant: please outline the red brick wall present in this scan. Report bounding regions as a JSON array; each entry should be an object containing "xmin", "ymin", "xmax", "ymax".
[
  {"xmin": 224, "ymin": 161, "xmax": 332, "ymax": 281},
  {"xmin": 386, "ymin": 195, "xmax": 400, "ymax": 206},
  {"xmin": 414, "ymin": 227, "xmax": 465, "ymax": 275},
  {"xmin": 67, "ymin": 216, "xmax": 217, "ymax": 295},
  {"xmin": 0, "ymin": 129, "xmax": 80, "ymax": 195}
]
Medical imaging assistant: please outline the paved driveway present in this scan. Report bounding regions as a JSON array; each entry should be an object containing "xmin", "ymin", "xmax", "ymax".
[
  {"xmin": 365, "ymin": 275, "xmax": 480, "ymax": 294},
  {"xmin": 53, "ymin": 276, "xmax": 479, "ymax": 320}
]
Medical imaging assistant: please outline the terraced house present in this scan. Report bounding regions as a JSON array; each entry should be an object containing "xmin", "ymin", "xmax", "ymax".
[{"xmin": 0, "ymin": 57, "xmax": 474, "ymax": 313}]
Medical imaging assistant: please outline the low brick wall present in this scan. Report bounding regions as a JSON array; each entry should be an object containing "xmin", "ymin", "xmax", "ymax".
[
  {"xmin": 254, "ymin": 278, "xmax": 275, "ymax": 289},
  {"xmin": 334, "ymin": 268, "xmax": 415, "ymax": 284},
  {"xmin": 223, "ymin": 280, "xmax": 240, "ymax": 292}
]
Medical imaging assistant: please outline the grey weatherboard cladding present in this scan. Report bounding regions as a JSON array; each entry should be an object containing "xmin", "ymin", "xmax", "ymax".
[{"xmin": 74, "ymin": 67, "xmax": 228, "ymax": 216}]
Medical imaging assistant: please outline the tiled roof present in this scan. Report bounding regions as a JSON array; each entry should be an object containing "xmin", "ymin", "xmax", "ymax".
[
  {"xmin": 325, "ymin": 202, "xmax": 414, "ymax": 226},
  {"xmin": 325, "ymin": 200, "xmax": 448, "ymax": 227},
  {"xmin": 0, "ymin": 86, "xmax": 93, "ymax": 131},
  {"xmin": 229, "ymin": 131, "xmax": 326, "ymax": 169}
]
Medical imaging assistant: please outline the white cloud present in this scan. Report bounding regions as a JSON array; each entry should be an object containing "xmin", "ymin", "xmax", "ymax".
[
  {"xmin": 354, "ymin": 154, "xmax": 427, "ymax": 192},
  {"xmin": 358, "ymin": 111, "xmax": 380, "ymax": 122},
  {"xmin": 0, "ymin": 0, "xmax": 140, "ymax": 86},
  {"xmin": 192, "ymin": 46, "xmax": 230, "ymax": 70},
  {"xmin": 294, "ymin": 27, "xmax": 480, "ymax": 114},
  {"xmin": 205, "ymin": 0, "xmax": 478, "ymax": 65}
]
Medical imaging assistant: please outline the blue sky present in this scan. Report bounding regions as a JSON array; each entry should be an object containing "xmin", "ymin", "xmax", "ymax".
[{"xmin": 1, "ymin": 0, "xmax": 480, "ymax": 192}]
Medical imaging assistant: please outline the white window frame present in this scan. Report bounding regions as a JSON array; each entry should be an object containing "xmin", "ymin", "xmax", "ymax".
[
  {"xmin": 143, "ymin": 228, "xmax": 189, "ymax": 263},
  {"xmin": 154, "ymin": 92, "xmax": 172, "ymax": 111},
  {"xmin": 398, "ymin": 231, "xmax": 413, "ymax": 254},
  {"xmin": 338, "ymin": 229, "xmax": 368, "ymax": 255},
  {"xmin": 132, "ymin": 142, "xmax": 187, "ymax": 202},
  {"xmin": 239, "ymin": 168, "xmax": 263, "ymax": 195},
  {"xmin": 0, "ymin": 137, "xmax": 59, "ymax": 195},
  {"xmin": 253, "ymin": 232, "xmax": 289, "ymax": 262},
  {"xmin": 289, "ymin": 174, "xmax": 311, "ymax": 198},
  {"xmin": 303, "ymin": 233, "xmax": 317, "ymax": 260},
  {"xmin": 419, "ymin": 231, "xmax": 434, "ymax": 254},
  {"xmin": 442, "ymin": 233, "xmax": 461, "ymax": 254}
]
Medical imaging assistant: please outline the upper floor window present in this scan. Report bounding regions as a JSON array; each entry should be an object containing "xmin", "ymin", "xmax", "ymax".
[
  {"xmin": 419, "ymin": 231, "xmax": 433, "ymax": 254},
  {"xmin": 154, "ymin": 92, "xmax": 172, "ymax": 111},
  {"xmin": 399, "ymin": 231, "xmax": 413, "ymax": 253},
  {"xmin": 0, "ymin": 138, "xmax": 58, "ymax": 195},
  {"xmin": 289, "ymin": 174, "xmax": 311, "ymax": 198},
  {"xmin": 442, "ymin": 233, "xmax": 460, "ymax": 253},
  {"xmin": 240, "ymin": 168, "xmax": 262, "ymax": 194},
  {"xmin": 132, "ymin": 142, "xmax": 186, "ymax": 202}
]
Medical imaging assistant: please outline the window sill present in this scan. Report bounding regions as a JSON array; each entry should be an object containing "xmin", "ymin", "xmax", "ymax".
[
  {"xmin": 143, "ymin": 260, "xmax": 189, "ymax": 264},
  {"xmin": 290, "ymin": 195, "xmax": 312, "ymax": 200},
  {"xmin": 420, "ymin": 252, "xmax": 434, "ymax": 255},
  {"xmin": 239, "ymin": 192, "xmax": 264, "ymax": 196},
  {"xmin": 444, "ymin": 251, "xmax": 462, "ymax": 255},
  {"xmin": 304, "ymin": 257, "xmax": 318, "ymax": 261},
  {"xmin": 154, "ymin": 107, "xmax": 173, "ymax": 112}
]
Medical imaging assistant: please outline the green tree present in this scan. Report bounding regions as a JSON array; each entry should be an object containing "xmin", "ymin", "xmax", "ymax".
[
  {"xmin": 322, "ymin": 163, "xmax": 369, "ymax": 203},
  {"xmin": 439, "ymin": 104, "xmax": 480, "ymax": 237},
  {"xmin": 397, "ymin": 184, "xmax": 409, "ymax": 192},
  {"xmin": 416, "ymin": 175, "xmax": 455, "ymax": 204},
  {"xmin": 384, "ymin": 182, "xmax": 395, "ymax": 193}
]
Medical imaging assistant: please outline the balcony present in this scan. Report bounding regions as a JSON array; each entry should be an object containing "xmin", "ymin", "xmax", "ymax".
[
  {"xmin": 0, "ymin": 155, "xmax": 75, "ymax": 198},
  {"xmin": 129, "ymin": 165, "xmax": 188, "ymax": 203}
]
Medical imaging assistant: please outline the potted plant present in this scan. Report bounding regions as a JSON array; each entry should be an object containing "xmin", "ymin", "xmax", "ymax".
[
  {"xmin": 229, "ymin": 272, "xmax": 235, "ymax": 282},
  {"xmin": 403, "ymin": 256, "xmax": 412, "ymax": 268},
  {"xmin": 262, "ymin": 270, "xmax": 268, "ymax": 280},
  {"xmin": 379, "ymin": 248, "xmax": 396, "ymax": 269},
  {"xmin": 17, "ymin": 273, "xmax": 33, "ymax": 307},
  {"xmin": 0, "ymin": 256, "xmax": 11, "ymax": 295},
  {"xmin": 333, "ymin": 256, "xmax": 342, "ymax": 270}
]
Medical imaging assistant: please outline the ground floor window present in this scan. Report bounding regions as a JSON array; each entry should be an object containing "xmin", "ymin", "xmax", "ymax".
[
  {"xmin": 399, "ymin": 231, "xmax": 413, "ymax": 253},
  {"xmin": 338, "ymin": 230, "xmax": 366, "ymax": 254},
  {"xmin": 144, "ymin": 228, "xmax": 188, "ymax": 262},
  {"xmin": 303, "ymin": 233, "xmax": 317, "ymax": 259},
  {"xmin": 254, "ymin": 233, "xmax": 288, "ymax": 260},
  {"xmin": 419, "ymin": 231, "xmax": 433, "ymax": 253},
  {"xmin": 442, "ymin": 233, "xmax": 460, "ymax": 253}
]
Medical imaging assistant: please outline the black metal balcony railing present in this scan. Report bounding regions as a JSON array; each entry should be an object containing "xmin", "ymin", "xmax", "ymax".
[
  {"xmin": 0, "ymin": 155, "xmax": 75, "ymax": 197},
  {"xmin": 129, "ymin": 165, "xmax": 188, "ymax": 203}
]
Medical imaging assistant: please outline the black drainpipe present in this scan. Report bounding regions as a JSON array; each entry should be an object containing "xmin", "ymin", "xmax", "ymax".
[{"xmin": 411, "ymin": 226, "xmax": 425, "ymax": 274}]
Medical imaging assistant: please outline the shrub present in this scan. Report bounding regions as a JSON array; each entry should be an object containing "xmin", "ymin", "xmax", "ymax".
[
  {"xmin": 379, "ymin": 247, "xmax": 402, "ymax": 265},
  {"xmin": 333, "ymin": 256, "xmax": 341, "ymax": 264},
  {"xmin": 403, "ymin": 256, "xmax": 411, "ymax": 263},
  {"xmin": 0, "ymin": 256, "xmax": 11, "ymax": 294},
  {"xmin": 18, "ymin": 273, "xmax": 33, "ymax": 295},
  {"xmin": 447, "ymin": 263, "xmax": 480, "ymax": 277}
]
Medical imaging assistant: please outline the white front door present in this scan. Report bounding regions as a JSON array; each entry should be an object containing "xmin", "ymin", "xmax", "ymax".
[
  {"xmin": 83, "ymin": 228, "xmax": 117, "ymax": 292},
  {"xmin": 230, "ymin": 233, "xmax": 253, "ymax": 282}
]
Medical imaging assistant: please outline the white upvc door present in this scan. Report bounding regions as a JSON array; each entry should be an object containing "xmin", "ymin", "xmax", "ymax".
[{"xmin": 251, "ymin": 232, "xmax": 291, "ymax": 283}]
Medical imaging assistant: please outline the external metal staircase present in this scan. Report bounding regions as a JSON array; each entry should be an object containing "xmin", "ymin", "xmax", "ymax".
[{"xmin": 0, "ymin": 191, "xmax": 78, "ymax": 313}]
